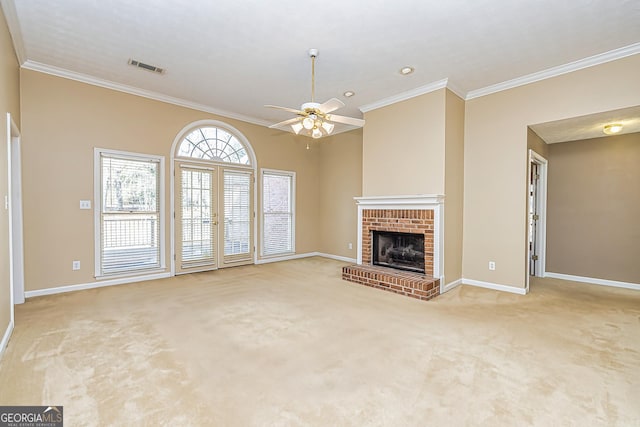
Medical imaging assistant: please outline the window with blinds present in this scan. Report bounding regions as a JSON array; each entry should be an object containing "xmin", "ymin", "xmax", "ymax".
[
  {"xmin": 97, "ymin": 150, "xmax": 163, "ymax": 276},
  {"xmin": 261, "ymin": 169, "xmax": 295, "ymax": 257}
]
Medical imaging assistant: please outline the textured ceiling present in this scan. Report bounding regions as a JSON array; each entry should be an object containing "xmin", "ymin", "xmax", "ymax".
[
  {"xmin": 530, "ymin": 106, "xmax": 640, "ymax": 144},
  {"xmin": 2, "ymin": 0, "xmax": 640, "ymax": 136}
]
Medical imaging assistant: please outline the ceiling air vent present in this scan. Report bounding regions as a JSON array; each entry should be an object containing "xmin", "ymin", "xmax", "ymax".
[{"xmin": 128, "ymin": 59, "xmax": 165, "ymax": 74}]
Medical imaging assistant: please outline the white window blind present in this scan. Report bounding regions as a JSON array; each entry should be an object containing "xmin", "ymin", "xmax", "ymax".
[
  {"xmin": 180, "ymin": 167, "xmax": 215, "ymax": 267},
  {"xmin": 98, "ymin": 152, "xmax": 162, "ymax": 275},
  {"xmin": 262, "ymin": 170, "xmax": 295, "ymax": 256},
  {"xmin": 224, "ymin": 171, "xmax": 251, "ymax": 258}
]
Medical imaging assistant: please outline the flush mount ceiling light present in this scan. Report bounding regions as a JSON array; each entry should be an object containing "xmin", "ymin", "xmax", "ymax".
[
  {"xmin": 265, "ymin": 49, "xmax": 365, "ymax": 139},
  {"xmin": 400, "ymin": 66, "xmax": 414, "ymax": 75},
  {"xmin": 343, "ymin": 90, "xmax": 355, "ymax": 98},
  {"xmin": 603, "ymin": 123, "xmax": 623, "ymax": 135}
]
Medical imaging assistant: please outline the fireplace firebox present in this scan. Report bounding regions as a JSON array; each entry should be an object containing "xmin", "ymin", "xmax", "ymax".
[{"xmin": 372, "ymin": 230, "xmax": 425, "ymax": 273}]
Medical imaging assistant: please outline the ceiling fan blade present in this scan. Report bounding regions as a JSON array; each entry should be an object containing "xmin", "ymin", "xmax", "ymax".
[
  {"xmin": 318, "ymin": 98, "xmax": 345, "ymax": 114},
  {"xmin": 325, "ymin": 114, "xmax": 365, "ymax": 127},
  {"xmin": 265, "ymin": 104, "xmax": 304, "ymax": 115},
  {"xmin": 268, "ymin": 117, "xmax": 303, "ymax": 129}
]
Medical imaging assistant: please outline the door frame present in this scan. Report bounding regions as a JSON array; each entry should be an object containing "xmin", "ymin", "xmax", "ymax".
[
  {"xmin": 7, "ymin": 113, "xmax": 24, "ymax": 313},
  {"xmin": 169, "ymin": 120, "xmax": 257, "ymax": 276},
  {"xmin": 526, "ymin": 149, "xmax": 548, "ymax": 291}
]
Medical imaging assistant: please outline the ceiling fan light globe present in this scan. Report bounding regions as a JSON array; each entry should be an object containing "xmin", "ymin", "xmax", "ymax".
[
  {"xmin": 302, "ymin": 117, "xmax": 315, "ymax": 130},
  {"xmin": 321, "ymin": 121, "xmax": 334, "ymax": 134},
  {"xmin": 312, "ymin": 128, "xmax": 323, "ymax": 139},
  {"xmin": 291, "ymin": 122, "xmax": 304, "ymax": 134}
]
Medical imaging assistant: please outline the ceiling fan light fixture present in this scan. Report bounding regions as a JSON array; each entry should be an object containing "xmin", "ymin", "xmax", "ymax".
[
  {"xmin": 603, "ymin": 123, "xmax": 623, "ymax": 135},
  {"xmin": 321, "ymin": 121, "xmax": 334, "ymax": 134},
  {"xmin": 312, "ymin": 128, "xmax": 323, "ymax": 139},
  {"xmin": 291, "ymin": 122, "xmax": 304, "ymax": 134},
  {"xmin": 302, "ymin": 117, "xmax": 315, "ymax": 130}
]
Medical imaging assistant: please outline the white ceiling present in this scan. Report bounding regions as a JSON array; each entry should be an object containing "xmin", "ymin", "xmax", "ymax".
[
  {"xmin": 2, "ymin": 0, "xmax": 640, "ymax": 135},
  {"xmin": 530, "ymin": 106, "xmax": 640, "ymax": 144}
]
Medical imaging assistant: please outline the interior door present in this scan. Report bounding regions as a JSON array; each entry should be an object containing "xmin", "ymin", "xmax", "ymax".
[
  {"xmin": 176, "ymin": 164, "xmax": 217, "ymax": 273},
  {"xmin": 529, "ymin": 162, "xmax": 539, "ymax": 276}
]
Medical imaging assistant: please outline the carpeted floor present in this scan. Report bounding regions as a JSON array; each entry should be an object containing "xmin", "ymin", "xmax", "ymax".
[{"xmin": 0, "ymin": 257, "xmax": 639, "ymax": 426}]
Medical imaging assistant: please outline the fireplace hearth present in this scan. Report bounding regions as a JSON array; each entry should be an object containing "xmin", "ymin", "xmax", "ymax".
[{"xmin": 372, "ymin": 231, "xmax": 425, "ymax": 273}]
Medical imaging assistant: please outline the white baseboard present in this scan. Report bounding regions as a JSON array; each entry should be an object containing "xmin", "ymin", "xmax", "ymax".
[
  {"xmin": 0, "ymin": 319, "xmax": 14, "ymax": 359},
  {"xmin": 545, "ymin": 272, "xmax": 640, "ymax": 291},
  {"xmin": 24, "ymin": 272, "xmax": 171, "ymax": 299},
  {"xmin": 256, "ymin": 252, "xmax": 356, "ymax": 265},
  {"xmin": 315, "ymin": 253, "xmax": 357, "ymax": 263},
  {"xmin": 443, "ymin": 278, "xmax": 463, "ymax": 293},
  {"xmin": 463, "ymin": 278, "xmax": 527, "ymax": 295},
  {"xmin": 255, "ymin": 252, "xmax": 318, "ymax": 265}
]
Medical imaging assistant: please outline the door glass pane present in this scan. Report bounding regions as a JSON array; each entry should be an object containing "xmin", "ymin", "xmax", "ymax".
[
  {"xmin": 224, "ymin": 171, "xmax": 251, "ymax": 256},
  {"xmin": 181, "ymin": 168, "xmax": 215, "ymax": 267}
]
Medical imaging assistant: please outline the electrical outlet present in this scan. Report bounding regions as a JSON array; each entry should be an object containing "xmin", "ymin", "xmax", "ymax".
[
  {"xmin": 348, "ymin": 242, "xmax": 353, "ymax": 250},
  {"xmin": 80, "ymin": 200, "xmax": 92, "ymax": 209},
  {"xmin": 72, "ymin": 260, "xmax": 81, "ymax": 270},
  {"xmin": 488, "ymin": 261, "xmax": 496, "ymax": 271}
]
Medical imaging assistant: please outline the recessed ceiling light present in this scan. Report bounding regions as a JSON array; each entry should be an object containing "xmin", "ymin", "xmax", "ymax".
[
  {"xmin": 343, "ymin": 90, "xmax": 355, "ymax": 97},
  {"xmin": 400, "ymin": 66, "xmax": 414, "ymax": 75},
  {"xmin": 603, "ymin": 123, "xmax": 623, "ymax": 135}
]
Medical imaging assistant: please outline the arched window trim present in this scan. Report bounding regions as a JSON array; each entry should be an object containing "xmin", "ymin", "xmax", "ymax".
[{"xmin": 171, "ymin": 120, "xmax": 256, "ymax": 169}]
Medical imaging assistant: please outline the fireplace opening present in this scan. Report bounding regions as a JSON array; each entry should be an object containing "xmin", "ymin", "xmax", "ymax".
[{"xmin": 372, "ymin": 230, "xmax": 425, "ymax": 273}]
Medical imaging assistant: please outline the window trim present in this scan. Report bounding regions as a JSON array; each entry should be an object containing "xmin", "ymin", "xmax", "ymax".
[
  {"xmin": 94, "ymin": 148, "xmax": 166, "ymax": 278},
  {"xmin": 260, "ymin": 168, "xmax": 296, "ymax": 258}
]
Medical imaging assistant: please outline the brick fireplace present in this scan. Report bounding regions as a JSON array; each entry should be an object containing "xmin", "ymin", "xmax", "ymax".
[{"xmin": 342, "ymin": 195, "xmax": 444, "ymax": 301}]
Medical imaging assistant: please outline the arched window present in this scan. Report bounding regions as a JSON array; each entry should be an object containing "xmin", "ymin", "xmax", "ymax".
[{"xmin": 177, "ymin": 126, "xmax": 251, "ymax": 165}]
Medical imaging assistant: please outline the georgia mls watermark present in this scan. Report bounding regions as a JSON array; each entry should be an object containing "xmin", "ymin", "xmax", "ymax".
[{"xmin": 0, "ymin": 406, "xmax": 63, "ymax": 427}]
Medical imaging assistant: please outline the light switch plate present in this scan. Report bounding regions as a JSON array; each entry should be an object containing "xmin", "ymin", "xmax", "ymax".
[{"xmin": 80, "ymin": 200, "xmax": 92, "ymax": 209}]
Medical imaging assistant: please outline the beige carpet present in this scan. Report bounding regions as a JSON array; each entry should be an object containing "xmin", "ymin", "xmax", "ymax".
[{"xmin": 0, "ymin": 257, "xmax": 639, "ymax": 426}]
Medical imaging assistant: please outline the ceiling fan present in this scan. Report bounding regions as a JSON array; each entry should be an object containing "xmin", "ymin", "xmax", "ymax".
[{"xmin": 265, "ymin": 49, "xmax": 365, "ymax": 139}]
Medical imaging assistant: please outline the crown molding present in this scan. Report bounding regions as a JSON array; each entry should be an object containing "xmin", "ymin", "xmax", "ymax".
[
  {"xmin": 1, "ymin": 0, "xmax": 26, "ymax": 64},
  {"xmin": 21, "ymin": 60, "xmax": 272, "ymax": 127},
  {"xmin": 359, "ymin": 78, "xmax": 449, "ymax": 113},
  {"xmin": 466, "ymin": 42, "xmax": 640, "ymax": 100},
  {"xmin": 444, "ymin": 80, "xmax": 466, "ymax": 100}
]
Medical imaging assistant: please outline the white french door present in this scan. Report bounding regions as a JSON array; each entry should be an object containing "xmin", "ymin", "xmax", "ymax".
[
  {"xmin": 175, "ymin": 163, "xmax": 253, "ymax": 274},
  {"xmin": 222, "ymin": 170, "xmax": 253, "ymax": 265},
  {"xmin": 176, "ymin": 164, "xmax": 217, "ymax": 273}
]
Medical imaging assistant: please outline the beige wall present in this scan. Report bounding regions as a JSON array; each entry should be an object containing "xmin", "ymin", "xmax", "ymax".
[
  {"xmin": 463, "ymin": 54, "xmax": 640, "ymax": 289},
  {"xmin": 444, "ymin": 90, "xmax": 465, "ymax": 285},
  {"xmin": 527, "ymin": 127, "xmax": 549, "ymax": 159},
  {"xmin": 0, "ymin": 6, "xmax": 20, "ymax": 344},
  {"xmin": 318, "ymin": 129, "xmax": 362, "ymax": 259},
  {"xmin": 362, "ymin": 89, "xmax": 446, "ymax": 196},
  {"xmin": 546, "ymin": 132, "xmax": 640, "ymax": 283},
  {"xmin": 20, "ymin": 69, "xmax": 326, "ymax": 291}
]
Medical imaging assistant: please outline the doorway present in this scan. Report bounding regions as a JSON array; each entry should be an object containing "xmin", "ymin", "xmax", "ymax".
[
  {"xmin": 527, "ymin": 149, "xmax": 548, "ymax": 290},
  {"xmin": 7, "ymin": 113, "xmax": 25, "ymax": 311},
  {"xmin": 170, "ymin": 121, "xmax": 257, "ymax": 275},
  {"xmin": 174, "ymin": 163, "xmax": 254, "ymax": 274}
]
